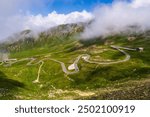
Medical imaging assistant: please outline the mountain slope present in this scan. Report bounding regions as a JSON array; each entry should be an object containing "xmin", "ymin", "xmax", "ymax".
[{"xmin": 0, "ymin": 24, "xmax": 150, "ymax": 99}]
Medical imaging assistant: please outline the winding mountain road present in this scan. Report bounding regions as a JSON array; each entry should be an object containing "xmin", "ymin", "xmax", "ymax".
[
  {"xmin": 80, "ymin": 45, "xmax": 131, "ymax": 65},
  {"xmin": 0, "ymin": 45, "xmax": 139, "ymax": 83}
]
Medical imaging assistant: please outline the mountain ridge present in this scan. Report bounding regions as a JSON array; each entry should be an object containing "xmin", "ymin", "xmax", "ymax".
[{"xmin": 0, "ymin": 23, "xmax": 150, "ymax": 100}]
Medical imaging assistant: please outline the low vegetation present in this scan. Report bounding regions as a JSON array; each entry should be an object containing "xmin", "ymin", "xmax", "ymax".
[{"xmin": 0, "ymin": 24, "xmax": 150, "ymax": 99}]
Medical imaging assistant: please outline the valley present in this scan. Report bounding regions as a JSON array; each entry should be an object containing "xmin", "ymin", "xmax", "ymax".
[{"xmin": 0, "ymin": 24, "xmax": 150, "ymax": 100}]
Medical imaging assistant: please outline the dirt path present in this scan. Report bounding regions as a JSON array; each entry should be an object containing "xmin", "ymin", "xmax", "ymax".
[{"xmin": 33, "ymin": 61, "xmax": 44, "ymax": 83}]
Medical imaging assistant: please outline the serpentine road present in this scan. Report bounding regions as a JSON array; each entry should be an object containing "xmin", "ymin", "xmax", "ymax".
[{"xmin": 0, "ymin": 45, "xmax": 139, "ymax": 83}]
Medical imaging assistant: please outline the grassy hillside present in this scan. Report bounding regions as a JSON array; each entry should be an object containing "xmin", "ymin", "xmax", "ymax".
[{"xmin": 0, "ymin": 24, "xmax": 150, "ymax": 99}]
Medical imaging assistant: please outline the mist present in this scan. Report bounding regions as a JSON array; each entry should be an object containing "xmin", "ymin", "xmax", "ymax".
[{"xmin": 81, "ymin": 0, "xmax": 150, "ymax": 39}]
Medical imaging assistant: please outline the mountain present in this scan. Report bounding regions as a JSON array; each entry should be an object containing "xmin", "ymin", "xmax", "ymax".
[{"xmin": 0, "ymin": 23, "xmax": 150, "ymax": 100}]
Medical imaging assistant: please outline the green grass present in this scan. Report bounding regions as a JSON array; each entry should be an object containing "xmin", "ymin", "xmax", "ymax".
[{"xmin": 0, "ymin": 31, "xmax": 150, "ymax": 99}]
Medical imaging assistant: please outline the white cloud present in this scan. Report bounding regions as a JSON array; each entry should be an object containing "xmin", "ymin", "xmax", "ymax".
[
  {"xmin": 24, "ymin": 10, "xmax": 93, "ymax": 32},
  {"xmin": 1, "ymin": 0, "xmax": 150, "ymax": 41},
  {"xmin": 0, "ymin": 0, "xmax": 93, "ymax": 41},
  {"xmin": 81, "ymin": 0, "xmax": 150, "ymax": 39},
  {"xmin": 131, "ymin": 0, "xmax": 150, "ymax": 8}
]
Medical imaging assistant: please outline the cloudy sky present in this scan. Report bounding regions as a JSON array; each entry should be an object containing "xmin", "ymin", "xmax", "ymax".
[
  {"xmin": 0, "ymin": 0, "xmax": 150, "ymax": 41},
  {"xmin": 81, "ymin": 0, "xmax": 150, "ymax": 39}
]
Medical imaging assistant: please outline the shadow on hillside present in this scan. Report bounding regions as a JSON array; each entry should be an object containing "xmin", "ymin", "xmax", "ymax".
[
  {"xmin": 65, "ymin": 38, "xmax": 106, "ymax": 53},
  {"xmin": 71, "ymin": 65, "xmax": 150, "ymax": 90},
  {"xmin": 86, "ymin": 65, "xmax": 150, "ymax": 82},
  {"xmin": 79, "ymin": 37, "xmax": 105, "ymax": 47},
  {"xmin": 0, "ymin": 71, "xmax": 24, "ymax": 100}
]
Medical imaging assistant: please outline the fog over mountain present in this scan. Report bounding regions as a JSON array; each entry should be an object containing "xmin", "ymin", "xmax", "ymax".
[
  {"xmin": 81, "ymin": 0, "xmax": 150, "ymax": 39},
  {"xmin": 1, "ymin": 0, "xmax": 150, "ymax": 41}
]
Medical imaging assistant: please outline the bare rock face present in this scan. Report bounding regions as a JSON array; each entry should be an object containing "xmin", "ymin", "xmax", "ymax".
[
  {"xmin": 0, "ymin": 52, "xmax": 9, "ymax": 62},
  {"xmin": 128, "ymin": 36, "xmax": 136, "ymax": 41}
]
